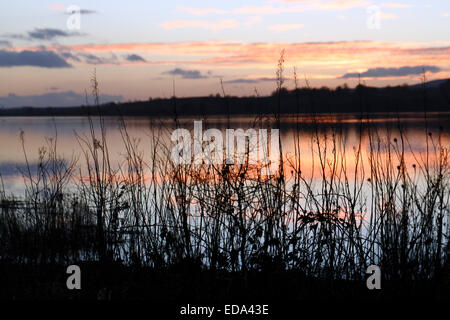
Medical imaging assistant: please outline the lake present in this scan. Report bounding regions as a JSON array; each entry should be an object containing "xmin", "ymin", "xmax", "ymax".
[
  {"xmin": 0, "ymin": 112, "xmax": 449, "ymax": 281},
  {"xmin": 0, "ymin": 113, "xmax": 449, "ymax": 195}
]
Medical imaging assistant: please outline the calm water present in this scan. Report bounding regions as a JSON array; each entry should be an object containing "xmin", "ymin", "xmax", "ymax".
[{"xmin": 0, "ymin": 113, "xmax": 449, "ymax": 195}]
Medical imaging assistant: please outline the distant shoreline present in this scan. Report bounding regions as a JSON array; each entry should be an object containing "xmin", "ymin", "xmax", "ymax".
[
  {"xmin": 1, "ymin": 82, "xmax": 449, "ymax": 117},
  {"xmin": 0, "ymin": 111, "xmax": 449, "ymax": 119}
]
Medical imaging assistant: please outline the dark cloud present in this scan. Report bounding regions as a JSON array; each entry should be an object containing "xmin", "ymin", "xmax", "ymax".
[
  {"xmin": 126, "ymin": 54, "xmax": 146, "ymax": 62},
  {"xmin": 28, "ymin": 28, "xmax": 84, "ymax": 40},
  {"xmin": 60, "ymin": 51, "xmax": 121, "ymax": 65},
  {"xmin": 163, "ymin": 68, "xmax": 208, "ymax": 79},
  {"xmin": 60, "ymin": 51, "xmax": 81, "ymax": 62},
  {"xmin": 0, "ymin": 161, "xmax": 34, "ymax": 177},
  {"xmin": 78, "ymin": 53, "xmax": 118, "ymax": 64},
  {"xmin": 2, "ymin": 28, "xmax": 84, "ymax": 41},
  {"xmin": 79, "ymin": 53, "xmax": 106, "ymax": 64},
  {"xmin": 340, "ymin": 65, "xmax": 441, "ymax": 79},
  {"xmin": 0, "ymin": 40, "xmax": 11, "ymax": 48},
  {"xmin": 65, "ymin": 8, "xmax": 97, "ymax": 15},
  {"xmin": 0, "ymin": 50, "xmax": 71, "ymax": 68},
  {"xmin": 0, "ymin": 161, "xmax": 69, "ymax": 177},
  {"xmin": 0, "ymin": 91, "xmax": 123, "ymax": 108},
  {"xmin": 2, "ymin": 33, "xmax": 27, "ymax": 40},
  {"xmin": 224, "ymin": 77, "xmax": 276, "ymax": 84}
]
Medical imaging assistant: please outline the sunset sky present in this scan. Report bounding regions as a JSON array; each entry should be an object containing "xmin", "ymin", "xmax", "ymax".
[{"xmin": 0, "ymin": 0, "xmax": 449, "ymax": 107}]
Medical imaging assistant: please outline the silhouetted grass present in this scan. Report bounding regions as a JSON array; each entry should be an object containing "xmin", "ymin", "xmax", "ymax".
[{"xmin": 0, "ymin": 63, "xmax": 448, "ymax": 300}]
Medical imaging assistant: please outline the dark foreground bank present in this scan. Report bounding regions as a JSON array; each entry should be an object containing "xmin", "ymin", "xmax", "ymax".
[{"xmin": 1, "ymin": 261, "xmax": 449, "ymax": 301}]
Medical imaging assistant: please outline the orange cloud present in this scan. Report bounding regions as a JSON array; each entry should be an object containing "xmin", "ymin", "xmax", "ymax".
[
  {"xmin": 12, "ymin": 41, "xmax": 450, "ymax": 77},
  {"xmin": 178, "ymin": 0, "xmax": 370, "ymax": 16},
  {"xmin": 380, "ymin": 12, "xmax": 397, "ymax": 20}
]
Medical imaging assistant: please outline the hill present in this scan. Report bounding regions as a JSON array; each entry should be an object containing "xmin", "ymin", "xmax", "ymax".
[{"xmin": 0, "ymin": 79, "xmax": 449, "ymax": 117}]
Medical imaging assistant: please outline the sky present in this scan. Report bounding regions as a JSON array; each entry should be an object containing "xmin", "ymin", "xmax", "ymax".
[{"xmin": 0, "ymin": 0, "xmax": 449, "ymax": 107}]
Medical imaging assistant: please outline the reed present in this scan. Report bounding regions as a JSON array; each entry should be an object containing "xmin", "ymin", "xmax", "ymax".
[{"xmin": 0, "ymin": 62, "xmax": 448, "ymax": 298}]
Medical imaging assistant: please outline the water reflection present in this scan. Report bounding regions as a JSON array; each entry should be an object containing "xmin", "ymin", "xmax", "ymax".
[{"xmin": 0, "ymin": 113, "xmax": 448, "ymax": 195}]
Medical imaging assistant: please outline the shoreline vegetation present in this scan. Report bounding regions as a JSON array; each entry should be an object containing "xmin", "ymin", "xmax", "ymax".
[
  {"xmin": 0, "ymin": 79, "xmax": 449, "ymax": 118},
  {"xmin": 0, "ymin": 65, "xmax": 449, "ymax": 301}
]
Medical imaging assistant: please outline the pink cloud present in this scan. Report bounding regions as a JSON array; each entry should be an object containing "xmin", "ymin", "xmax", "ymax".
[
  {"xmin": 315, "ymin": 0, "xmax": 369, "ymax": 10},
  {"xmin": 178, "ymin": 0, "xmax": 370, "ymax": 17},
  {"xmin": 268, "ymin": 24, "xmax": 304, "ymax": 31},
  {"xmin": 160, "ymin": 20, "xmax": 239, "ymax": 31},
  {"xmin": 160, "ymin": 16, "xmax": 263, "ymax": 31},
  {"xmin": 380, "ymin": 3, "xmax": 413, "ymax": 8},
  {"xmin": 176, "ymin": 6, "xmax": 228, "ymax": 16},
  {"xmin": 14, "ymin": 41, "xmax": 450, "ymax": 75},
  {"xmin": 48, "ymin": 4, "xmax": 64, "ymax": 11}
]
